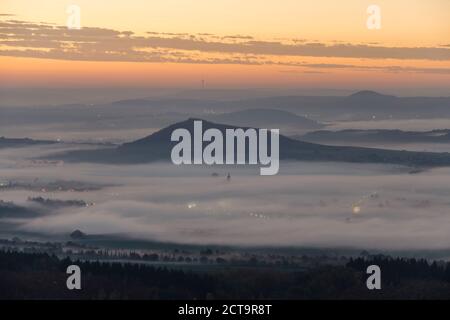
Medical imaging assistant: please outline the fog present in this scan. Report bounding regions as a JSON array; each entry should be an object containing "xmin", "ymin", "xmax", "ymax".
[
  {"xmin": 1, "ymin": 101, "xmax": 450, "ymax": 251},
  {"xmin": 1, "ymin": 144, "xmax": 450, "ymax": 250},
  {"xmin": 330, "ymin": 118, "xmax": 450, "ymax": 132}
]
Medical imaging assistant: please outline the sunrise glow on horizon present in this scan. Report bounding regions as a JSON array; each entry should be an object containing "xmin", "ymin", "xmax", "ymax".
[{"xmin": 1, "ymin": 0, "xmax": 449, "ymax": 91}]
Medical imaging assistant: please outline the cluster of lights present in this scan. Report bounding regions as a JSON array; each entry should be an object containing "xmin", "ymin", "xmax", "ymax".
[{"xmin": 187, "ymin": 202, "xmax": 197, "ymax": 209}]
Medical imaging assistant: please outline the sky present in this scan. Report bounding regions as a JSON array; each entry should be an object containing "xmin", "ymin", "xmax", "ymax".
[{"xmin": 1, "ymin": 0, "xmax": 449, "ymax": 92}]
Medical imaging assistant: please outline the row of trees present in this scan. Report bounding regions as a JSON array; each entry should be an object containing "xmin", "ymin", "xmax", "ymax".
[{"xmin": 1, "ymin": 250, "xmax": 450, "ymax": 299}]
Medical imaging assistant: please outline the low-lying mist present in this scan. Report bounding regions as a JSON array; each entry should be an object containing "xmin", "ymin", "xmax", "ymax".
[{"xmin": 1, "ymin": 144, "xmax": 449, "ymax": 250}]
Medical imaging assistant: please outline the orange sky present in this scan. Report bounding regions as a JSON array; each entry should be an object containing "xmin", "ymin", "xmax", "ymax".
[
  {"xmin": 1, "ymin": 56, "xmax": 449, "ymax": 90},
  {"xmin": 1, "ymin": 0, "xmax": 449, "ymax": 90}
]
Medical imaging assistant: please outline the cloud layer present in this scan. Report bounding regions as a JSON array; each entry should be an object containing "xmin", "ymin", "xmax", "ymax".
[
  {"xmin": 1, "ymin": 147, "xmax": 449, "ymax": 250},
  {"xmin": 1, "ymin": 18, "xmax": 450, "ymax": 75}
]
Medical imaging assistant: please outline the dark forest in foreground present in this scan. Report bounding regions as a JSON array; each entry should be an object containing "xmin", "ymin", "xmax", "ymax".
[{"xmin": 1, "ymin": 251, "xmax": 450, "ymax": 300}]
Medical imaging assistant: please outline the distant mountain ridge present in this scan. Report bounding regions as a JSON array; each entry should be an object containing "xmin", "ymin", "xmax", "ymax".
[
  {"xmin": 106, "ymin": 90, "xmax": 450, "ymax": 121},
  {"xmin": 51, "ymin": 118, "xmax": 450, "ymax": 168},
  {"xmin": 3, "ymin": 91, "xmax": 450, "ymax": 138},
  {"xmin": 204, "ymin": 108, "xmax": 323, "ymax": 130},
  {"xmin": 348, "ymin": 90, "xmax": 396, "ymax": 100}
]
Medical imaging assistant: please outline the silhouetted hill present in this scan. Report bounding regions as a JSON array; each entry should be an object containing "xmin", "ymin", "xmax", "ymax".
[
  {"xmin": 5, "ymin": 92, "xmax": 450, "ymax": 133},
  {"xmin": 348, "ymin": 90, "xmax": 396, "ymax": 100},
  {"xmin": 52, "ymin": 119, "xmax": 450, "ymax": 167}
]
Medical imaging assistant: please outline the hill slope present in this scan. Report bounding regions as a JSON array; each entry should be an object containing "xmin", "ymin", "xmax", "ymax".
[{"xmin": 52, "ymin": 119, "xmax": 450, "ymax": 167}]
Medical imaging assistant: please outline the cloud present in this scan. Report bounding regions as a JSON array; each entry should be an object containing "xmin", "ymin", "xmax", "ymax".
[
  {"xmin": 281, "ymin": 63, "xmax": 450, "ymax": 75},
  {"xmin": 1, "ymin": 17, "xmax": 450, "ymax": 70}
]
